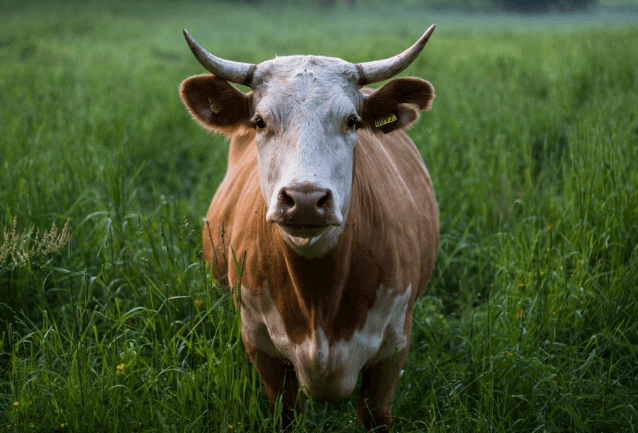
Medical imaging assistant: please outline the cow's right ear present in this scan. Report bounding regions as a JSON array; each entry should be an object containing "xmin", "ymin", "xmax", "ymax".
[{"xmin": 180, "ymin": 74, "xmax": 253, "ymax": 137}]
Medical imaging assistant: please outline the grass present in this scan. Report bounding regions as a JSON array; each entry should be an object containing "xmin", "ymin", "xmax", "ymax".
[{"xmin": 1, "ymin": 0, "xmax": 637, "ymax": 431}]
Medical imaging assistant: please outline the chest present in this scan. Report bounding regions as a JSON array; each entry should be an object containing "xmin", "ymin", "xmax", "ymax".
[{"xmin": 239, "ymin": 280, "xmax": 412, "ymax": 401}]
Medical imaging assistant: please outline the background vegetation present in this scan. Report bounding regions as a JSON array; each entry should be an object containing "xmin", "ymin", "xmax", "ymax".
[{"xmin": 1, "ymin": 0, "xmax": 637, "ymax": 432}]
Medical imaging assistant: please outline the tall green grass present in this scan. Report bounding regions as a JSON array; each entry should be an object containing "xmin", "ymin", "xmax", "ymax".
[{"xmin": 1, "ymin": 1, "xmax": 637, "ymax": 431}]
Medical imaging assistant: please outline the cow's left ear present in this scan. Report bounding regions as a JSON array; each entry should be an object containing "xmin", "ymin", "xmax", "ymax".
[
  {"xmin": 180, "ymin": 74, "xmax": 253, "ymax": 137},
  {"xmin": 361, "ymin": 77, "xmax": 434, "ymax": 134}
]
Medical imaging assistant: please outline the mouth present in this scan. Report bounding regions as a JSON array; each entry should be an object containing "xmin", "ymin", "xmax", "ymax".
[{"xmin": 278, "ymin": 223, "xmax": 329, "ymax": 239}]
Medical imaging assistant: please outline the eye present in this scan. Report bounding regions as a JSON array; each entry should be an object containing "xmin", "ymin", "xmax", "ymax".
[
  {"xmin": 347, "ymin": 115, "xmax": 359, "ymax": 129},
  {"xmin": 253, "ymin": 115, "xmax": 267, "ymax": 132}
]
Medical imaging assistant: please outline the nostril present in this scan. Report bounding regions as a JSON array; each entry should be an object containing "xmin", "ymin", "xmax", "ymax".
[
  {"xmin": 317, "ymin": 190, "xmax": 331, "ymax": 209},
  {"xmin": 280, "ymin": 189, "xmax": 296, "ymax": 210}
]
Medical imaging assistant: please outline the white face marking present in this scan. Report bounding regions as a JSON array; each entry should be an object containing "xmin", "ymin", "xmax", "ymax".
[
  {"xmin": 251, "ymin": 56, "xmax": 364, "ymax": 258},
  {"xmin": 240, "ymin": 281, "xmax": 412, "ymax": 402}
]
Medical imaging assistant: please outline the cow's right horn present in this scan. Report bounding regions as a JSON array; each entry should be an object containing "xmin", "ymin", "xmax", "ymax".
[
  {"xmin": 183, "ymin": 29, "xmax": 257, "ymax": 87},
  {"xmin": 356, "ymin": 24, "xmax": 435, "ymax": 85}
]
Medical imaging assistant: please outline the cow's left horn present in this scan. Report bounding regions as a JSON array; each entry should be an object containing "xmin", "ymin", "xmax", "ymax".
[
  {"xmin": 183, "ymin": 29, "xmax": 257, "ymax": 87},
  {"xmin": 356, "ymin": 24, "xmax": 435, "ymax": 85}
]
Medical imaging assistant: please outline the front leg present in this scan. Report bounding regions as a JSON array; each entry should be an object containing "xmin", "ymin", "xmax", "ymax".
[
  {"xmin": 242, "ymin": 338, "xmax": 304, "ymax": 430},
  {"xmin": 356, "ymin": 347, "xmax": 409, "ymax": 432}
]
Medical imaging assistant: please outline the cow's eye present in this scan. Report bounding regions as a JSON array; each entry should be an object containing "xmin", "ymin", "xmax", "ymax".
[
  {"xmin": 254, "ymin": 116, "xmax": 267, "ymax": 132},
  {"xmin": 347, "ymin": 115, "xmax": 359, "ymax": 129}
]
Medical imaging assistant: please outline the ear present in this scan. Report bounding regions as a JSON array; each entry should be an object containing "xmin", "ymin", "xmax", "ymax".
[
  {"xmin": 180, "ymin": 74, "xmax": 253, "ymax": 137},
  {"xmin": 361, "ymin": 77, "xmax": 434, "ymax": 134}
]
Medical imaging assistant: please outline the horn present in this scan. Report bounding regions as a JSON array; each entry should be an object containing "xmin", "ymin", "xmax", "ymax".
[
  {"xmin": 183, "ymin": 29, "xmax": 257, "ymax": 87},
  {"xmin": 355, "ymin": 24, "xmax": 435, "ymax": 85}
]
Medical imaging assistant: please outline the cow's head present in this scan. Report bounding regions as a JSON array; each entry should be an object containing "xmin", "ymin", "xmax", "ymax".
[{"xmin": 180, "ymin": 27, "xmax": 435, "ymax": 258}]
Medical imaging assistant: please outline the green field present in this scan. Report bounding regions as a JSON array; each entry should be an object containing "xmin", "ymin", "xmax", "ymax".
[{"xmin": 1, "ymin": 1, "xmax": 637, "ymax": 432}]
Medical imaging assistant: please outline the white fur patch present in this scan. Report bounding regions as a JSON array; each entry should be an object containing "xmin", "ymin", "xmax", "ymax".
[
  {"xmin": 251, "ymin": 56, "xmax": 364, "ymax": 258},
  {"xmin": 240, "ymin": 280, "xmax": 412, "ymax": 402}
]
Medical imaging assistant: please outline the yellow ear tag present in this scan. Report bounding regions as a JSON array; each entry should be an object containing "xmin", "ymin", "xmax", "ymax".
[
  {"xmin": 208, "ymin": 97, "xmax": 221, "ymax": 114},
  {"xmin": 374, "ymin": 113, "xmax": 397, "ymax": 128}
]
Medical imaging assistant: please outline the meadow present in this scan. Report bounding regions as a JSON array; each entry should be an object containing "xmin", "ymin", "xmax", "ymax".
[{"xmin": 1, "ymin": 0, "xmax": 637, "ymax": 431}]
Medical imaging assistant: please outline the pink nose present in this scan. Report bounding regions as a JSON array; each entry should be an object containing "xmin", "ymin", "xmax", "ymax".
[{"xmin": 270, "ymin": 182, "xmax": 342, "ymax": 227}]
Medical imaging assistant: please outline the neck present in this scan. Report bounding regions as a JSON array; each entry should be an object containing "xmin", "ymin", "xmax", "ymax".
[{"xmin": 277, "ymin": 222, "xmax": 355, "ymax": 334}]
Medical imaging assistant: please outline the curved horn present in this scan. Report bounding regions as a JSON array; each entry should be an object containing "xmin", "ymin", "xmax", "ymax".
[
  {"xmin": 356, "ymin": 24, "xmax": 435, "ymax": 85},
  {"xmin": 183, "ymin": 29, "xmax": 257, "ymax": 87}
]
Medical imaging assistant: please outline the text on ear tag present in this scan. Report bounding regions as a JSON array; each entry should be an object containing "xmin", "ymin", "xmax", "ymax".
[
  {"xmin": 374, "ymin": 113, "xmax": 397, "ymax": 128},
  {"xmin": 208, "ymin": 97, "xmax": 221, "ymax": 114}
]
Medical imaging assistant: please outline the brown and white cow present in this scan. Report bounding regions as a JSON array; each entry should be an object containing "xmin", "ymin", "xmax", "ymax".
[{"xmin": 180, "ymin": 26, "xmax": 439, "ymax": 431}]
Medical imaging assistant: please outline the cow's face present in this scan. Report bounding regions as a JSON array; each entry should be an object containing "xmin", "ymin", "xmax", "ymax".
[
  {"xmin": 180, "ymin": 28, "xmax": 435, "ymax": 258},
  {"xmin": 249, "ymin": 57, "xmax": 362, "ymax": 255}
]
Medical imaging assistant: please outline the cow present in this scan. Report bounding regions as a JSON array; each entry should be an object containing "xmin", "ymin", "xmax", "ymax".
[{"xmin": 179, "ymin": 25, "xmax": 439, "ymax": 431}]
